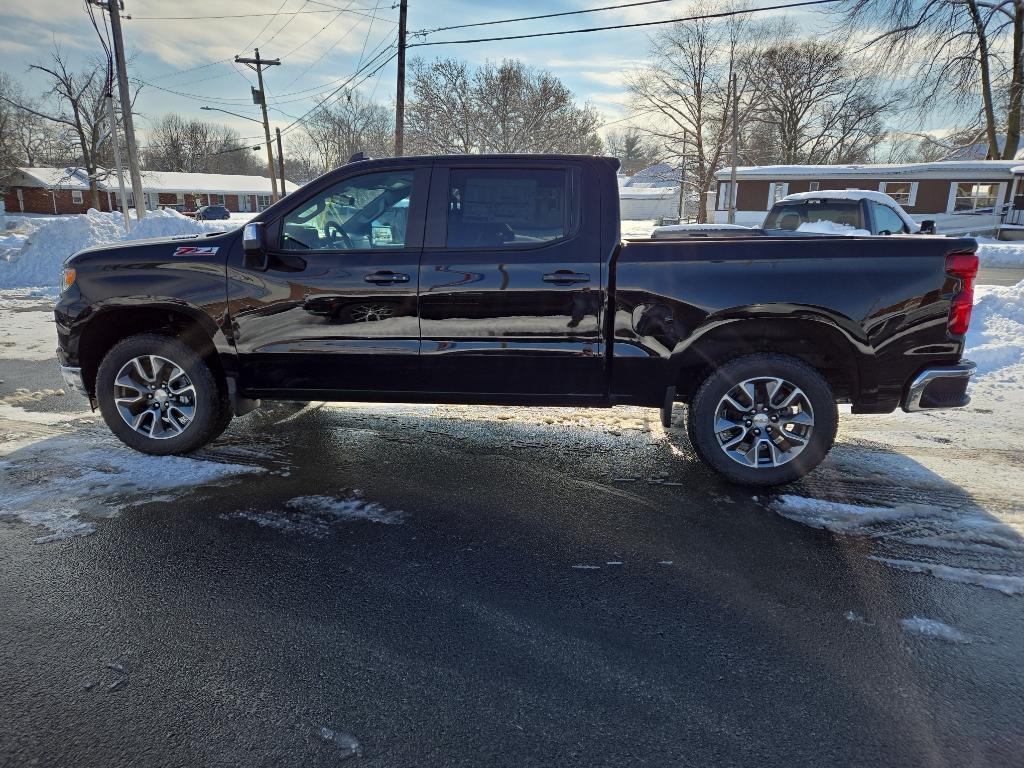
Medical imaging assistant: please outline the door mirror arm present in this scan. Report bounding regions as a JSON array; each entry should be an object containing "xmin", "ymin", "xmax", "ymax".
[{"xmin": 243, "ymin": 222, "xmax": 269, "ymax": 271}]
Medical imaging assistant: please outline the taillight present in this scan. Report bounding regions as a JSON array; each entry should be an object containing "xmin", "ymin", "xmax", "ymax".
[{"xmin": 945, "ymin": 251, "xmax": 978, "ymax": 335}]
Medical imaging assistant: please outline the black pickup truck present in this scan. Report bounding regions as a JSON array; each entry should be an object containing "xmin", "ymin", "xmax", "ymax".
[{"xmin": 55, "ymin": 154, "xmax": 978, "ymax": 485}]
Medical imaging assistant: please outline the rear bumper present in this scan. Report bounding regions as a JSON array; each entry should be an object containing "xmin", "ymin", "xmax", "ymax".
[
  {"xmin": 901, "ymin": 361, "xmax": 976, "ymax": 412},
  {"xmin": 59, "ymin": 364, "xmax": 88, "ymax": 396}
]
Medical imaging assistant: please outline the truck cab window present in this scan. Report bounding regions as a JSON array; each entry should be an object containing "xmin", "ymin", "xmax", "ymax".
[
  {"xmin": 446, "ymin": 168, "xmax": 571, "ymax": 247},
  {"xmin": 280, "ymin": 170, "xmax": 414, "ymax": 251}
]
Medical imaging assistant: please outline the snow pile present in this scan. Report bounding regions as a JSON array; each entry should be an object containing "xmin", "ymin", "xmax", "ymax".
[
  {"xmin": 0, "ymin": 431, "xmax": 263, "ymax": 543},
  {"xmin": 771, "ymin": 494, "xmax": 1024, "ymax": 595},
  {"xmin": 899, "ymin": 617, "xmax": 974, "ymax": 644},
  {"xmin": 975, "ymin": 241, "xmax": 1024, "ymax": 268},
  {"xmin": 0, "ymin": 209, "xmax": 231, "ymax": 289},
  {"xmin": 224, "ymin": 491, "xmax": 405, "ymax": 537},
  {"xmin": 796, "ymin": 220, "xmax": 871, "ymax": 236},
  {"xmin": 965, "ymin": 280, "xmax": 1024, "ymax": 375}
]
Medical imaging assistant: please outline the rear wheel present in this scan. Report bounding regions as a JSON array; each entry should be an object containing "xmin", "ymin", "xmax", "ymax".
[
  {"xmin": 686, "ymin": 353, "xmax": 838, "ymax": 486},
  {"xmin": 96, "ymin": 333, "xmax": 230, "ymax": 455}
]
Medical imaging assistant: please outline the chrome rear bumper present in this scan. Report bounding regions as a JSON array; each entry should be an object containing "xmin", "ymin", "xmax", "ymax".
[{"xmin": 902, "ymin": 361, "xmax": 976, "ymax": 412}]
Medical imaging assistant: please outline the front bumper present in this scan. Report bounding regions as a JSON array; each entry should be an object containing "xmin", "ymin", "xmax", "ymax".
[
  {"xmin": 59, "ymin": 364, "xmax": 89, "ymax": 396},
  {"xmin": 902, "ymin": 361, "xmax": 976, "ymax": 412}
]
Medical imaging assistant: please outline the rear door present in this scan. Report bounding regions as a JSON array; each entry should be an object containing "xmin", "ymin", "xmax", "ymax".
[{"xmin": 418, "ymin": 161, "xmax": 605, "ymax": 398}]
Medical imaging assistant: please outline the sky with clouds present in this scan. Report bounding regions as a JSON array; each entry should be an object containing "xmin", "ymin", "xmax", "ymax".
[{"xmin": 0, "ymin": 0, "xmax": 835, "ymax": 146}]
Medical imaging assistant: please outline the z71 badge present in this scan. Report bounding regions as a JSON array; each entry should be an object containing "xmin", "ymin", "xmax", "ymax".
[{"xmin": 173, "ymin": 246, "xmax": 220, "ymax": 256}]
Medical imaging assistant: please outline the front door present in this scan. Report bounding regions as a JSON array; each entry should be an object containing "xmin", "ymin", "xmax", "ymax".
[
  {"xmin": 229, "ymin": 165, "xmax": 429, "ymax": 394},
  {"xmin": 418, "ymin": 163, "xmax": 605, "ymax": 398}
]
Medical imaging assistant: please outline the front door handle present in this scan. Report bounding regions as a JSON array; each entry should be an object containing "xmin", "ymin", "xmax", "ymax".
[
  {"xmin": 364, "ymin": 271, "xmax": 410, "ymax": 285},
  {"xmin": 542, "ymin": 271, "xmax": 591, "ymax": 285}
]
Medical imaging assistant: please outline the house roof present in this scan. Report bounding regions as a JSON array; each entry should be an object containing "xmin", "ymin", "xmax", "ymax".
[
  {"xmin": 13, "ymin": 167, "xmax": 293, "ymax": 195},
  {"xmin": 714, "ymin": 160, "xmax": 1023, "ymax": 181},
  {"xmin": 15, "ymin": 167, "xmax": 93, "ymax": 190}
]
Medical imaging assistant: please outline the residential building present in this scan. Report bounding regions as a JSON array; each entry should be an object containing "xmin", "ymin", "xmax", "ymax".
[
  {"xmin": 2, "ymin": 167, "xmax": 293, "ymax": 216},
  {"xmin": 711, "ymin": 160, "xmax": 1023, "ymax": 234}
]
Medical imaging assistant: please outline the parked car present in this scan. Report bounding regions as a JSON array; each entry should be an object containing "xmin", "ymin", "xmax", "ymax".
[
  {"xmin": 763, "ymin": 190, "xmax": 936, "ymax": 235},
  {"xmin": 194, "ymin": 205, "xmax": 231, "ymax": 221},
  {"xmin": 55, "ymin": 154, "xmax": 978, "ymax": 486}
]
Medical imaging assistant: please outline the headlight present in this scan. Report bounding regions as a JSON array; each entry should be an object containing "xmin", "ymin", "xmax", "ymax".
[{"xmin": 61, "ymin": 267, "xmax": 76, "ymax": 292}]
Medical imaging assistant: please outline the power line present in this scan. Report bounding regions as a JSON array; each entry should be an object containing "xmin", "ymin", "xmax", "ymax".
[
  {"xmin": 130, "ymin": 6, "xmax": 379, "ymax": 20},
  {"xmin": 278, "ymin": 47, "xmax": 399, "ymax": 137},
  {"xmin": 412, "ymin": 0, "xmax": 683, "ymax": 37},
  {"xmin": 409, "ymin": 0, "xmax": 843, "ymax": 47}
]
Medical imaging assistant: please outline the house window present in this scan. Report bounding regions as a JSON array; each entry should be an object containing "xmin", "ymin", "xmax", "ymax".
[
  {"xmin": 879, "ymin": 181, "xmax": 917, "ymax": 206},
  {"xmin": 953, "ymin": 182, "xmax": 1000, "ymax": 211},
  {"xmin": 717, "ymin": 182, "xmax": 734, "ymax": 209},
  {"xmin": 256, "ymin": 194, "xmax": 271, "ymax": 209},
  {"xmin": 176, "ymin": 193, "xmax": 185, "ymax": 206},
  {"xmin": 808, "ymin": 181, "xmax": 820, "ymax": 192},
  {"xmin": 768, "ymin": 181, "xmax": 789, "ymax": 206},
  {"xmin": 71, "ymin": 190, "xmax": 83, "ymax": 205}
]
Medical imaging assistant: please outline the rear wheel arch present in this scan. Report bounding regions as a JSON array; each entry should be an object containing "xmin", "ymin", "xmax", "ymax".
[
  {"xmin": 669, "ymin": 316, "xmax": 863, "ymax": 404},
  {"xmin": 78, "ymin": 305, "xmax": 228, "ymax": 397}
]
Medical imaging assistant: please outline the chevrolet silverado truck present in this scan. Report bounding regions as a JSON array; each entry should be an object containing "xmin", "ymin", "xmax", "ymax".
[{"xmin": 55, "ymin": 154, "xmax": 978, "ymax": 486}]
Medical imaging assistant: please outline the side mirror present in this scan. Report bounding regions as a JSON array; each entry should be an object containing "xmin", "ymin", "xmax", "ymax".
[
  {"xmin": 919, "ymin": 220, "xmax": 936, "ymax": 235},
  {"xmin": 242, "ymin": 222, "xmax": 268, "ymax": 270}
]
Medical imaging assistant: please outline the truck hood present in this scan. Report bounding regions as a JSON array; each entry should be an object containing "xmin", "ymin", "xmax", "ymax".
[{"xmin": 67, "ymin": 229, "xmax": 239, "ymax": 266}]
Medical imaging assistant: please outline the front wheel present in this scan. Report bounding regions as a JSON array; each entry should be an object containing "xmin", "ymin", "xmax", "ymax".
[
  {"xmin": 686, "ymin": 353, "xmax": 838, "ymax": 486},
  {"xmin": 96, "ymin": 333, "xmax": 231, "ymax": 455}
]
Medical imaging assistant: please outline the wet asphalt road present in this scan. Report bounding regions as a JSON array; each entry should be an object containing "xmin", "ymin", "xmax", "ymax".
[
  {"xmin": 977, "ymin": 265, "xmax": 1024, "ymax": 286},
  {"xmin": 2, "ymin": 375, "xmax": 1024, "ymax": 767}
]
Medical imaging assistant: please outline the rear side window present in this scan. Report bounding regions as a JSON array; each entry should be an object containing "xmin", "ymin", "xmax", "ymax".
[
  {"xmin": 870, "ymin": 202, "xmax": 907, "ymax": 235},
  {"xmin": 446, "ymin": 168, "xmax": 575, "ymax": 248}
]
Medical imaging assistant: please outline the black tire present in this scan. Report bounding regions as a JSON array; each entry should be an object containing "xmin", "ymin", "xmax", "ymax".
[
  {"xmin": 96, "ymin": 333, "xmax": 231, "ymax": 455},
  {"xmin": 686, "ymin": 353, "xmax": 838, "ymax": 486}
]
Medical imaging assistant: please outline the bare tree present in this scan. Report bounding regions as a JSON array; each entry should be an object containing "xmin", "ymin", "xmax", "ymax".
[
  {"xmin": 752, "ymin": 39, "xmax": 889, "ymax": 164},
  {"xmin": 10, "ymin": 48, "xmax": 120, "ymax": 208},
  {"xmin": 605, "ymin": 126, "xmax": 660, "ymax": 173},
  {"xmin": 839, "ymin": 0, "xmax": 1024, "ymax": 159},
  {"xmin": 406, "ymin": 59, "xmax": 476, "ymax": 154},
  {"xmin": 288, "ymin": 92, "xmax": 393, "ymax": 176},
  {"xmin": 627, "ymin": 2, "xmax": 765, "ymax": 221},
  {"xmin": 142, "ymin": 115, "xmax": 262, "ymax": 176},
  {"xmin": 407, "ymin": 58, "xmax": 603, "ymax": 155}
]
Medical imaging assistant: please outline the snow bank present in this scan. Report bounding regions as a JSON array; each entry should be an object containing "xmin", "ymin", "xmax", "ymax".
[
  {"xmin": 975, "ymin": 241, "xmax": 1024, "ymax": 268},
  {"xmin": 0, "ymin": 209, "xmax": 231, "ymax": 289},
  {"xmin": 0, "ymin": 431, "xmax": 262, "ymax": 543},
  {"xmin": 965, "ymin": 280, "xmax": 1024, "ymax": 375},
  {"xmin": 796, "ymin": 220, "xmax": 871, "ymax": 236},
  {"xmin": 771, "ymin": 494, "xmax": 1024, "ymax": 595}
]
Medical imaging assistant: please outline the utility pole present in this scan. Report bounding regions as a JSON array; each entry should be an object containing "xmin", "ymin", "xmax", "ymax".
[
  {"xmin": 276, "ymin": 127, "xmax": 287, "ymax": 196},
  {"xmin": 394, "ymin": 0, "xmax": 408, "ymax": 156},
  {"xmin": 236, "ymin": 49, "xmax": 280, "ymax": 201},
  {"xmin": 103, "ymin": 65, "xmax": 131, "ymax": 231},
  {"xmin": 676, "ymin": 128, "xmax": 688, "ymax": 223},
  {"xmin": 728, "ymin": 72, "xmax": 739, "ymax": 225},
  {"xmin": 106, "ymin": 0, "xmax": 146, "ymax": 218}
]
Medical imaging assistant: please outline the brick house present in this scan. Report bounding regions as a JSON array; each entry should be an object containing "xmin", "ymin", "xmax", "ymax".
[
  {"xmin": 711, "ymin": 160, "xmax": 1023, "ymax": 234},
  {"xmin": 2, "ymin": 167, "xmax": 293, "ymax": 216}
]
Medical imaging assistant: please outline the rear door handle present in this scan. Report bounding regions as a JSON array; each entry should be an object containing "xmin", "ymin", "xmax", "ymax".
[
  {"xmin": 542, "ymin": 271, "xmax": 591, "ymax": 284},
  {"xmin": 364, "ymin": 271, "xmax": 410, "ymax": 285}
]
